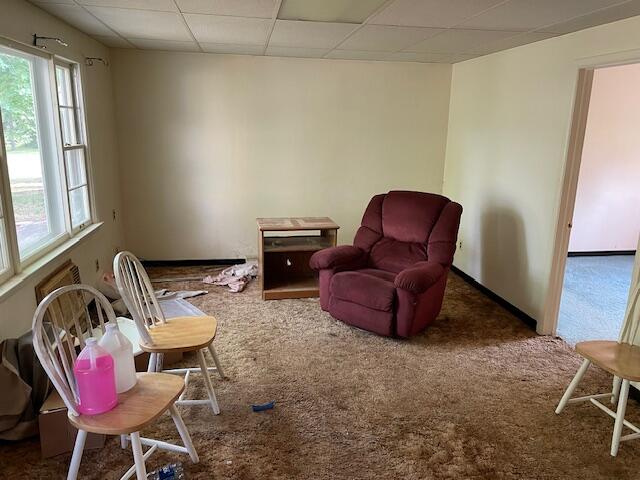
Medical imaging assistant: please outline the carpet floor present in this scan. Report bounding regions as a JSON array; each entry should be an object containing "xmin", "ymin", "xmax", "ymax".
[
  {"xmin": 2, "ymin": 267, "xmax": 640, "ymax": 479},
  {"xmin": 557, "ymin": 255, "xmax": 635, "ymax": 345}
]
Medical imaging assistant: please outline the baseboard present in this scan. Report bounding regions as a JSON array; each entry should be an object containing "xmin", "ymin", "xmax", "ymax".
[
  {"xmin": 568, "ymin": 250, "xmax": 636, "ymax": 257},
  {"xmin": 450, "ymin": 265, "xmax": 537, "ymax": 330},
  {"xmin": 140, "ymin": 258, "xmax": 246, "ymax": 267}
]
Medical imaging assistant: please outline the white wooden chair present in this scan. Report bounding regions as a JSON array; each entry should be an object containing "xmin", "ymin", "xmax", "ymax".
[
  {"xmin": 32, "ymin": 284, "xmax": 199, "ymax": 480},
  {"xmin": 113, "ymin": 251, "xmax": 224, "ymax": 415},
  {"xmin": 556, "ymin": 283, "xmax": 640, "ymax": 456}
]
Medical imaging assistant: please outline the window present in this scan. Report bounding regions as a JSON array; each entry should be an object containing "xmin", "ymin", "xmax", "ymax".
[
  {"xmin": 55, "ymin": 63, "xmax": 91, "ymax": 230},
  {"xmin": 0, "ymin": 43, "xmax": 93, "ymax": 282},
  {"xmin": 0, "ymin": 168, "xmax": 10, "ymax": 283}
]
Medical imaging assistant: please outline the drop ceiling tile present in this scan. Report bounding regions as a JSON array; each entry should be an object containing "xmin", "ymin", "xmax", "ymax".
[
  {"xmin": 460, "ymin": 0, "xmax": 626, "ymax": 31},
  {"xmin": 86, "ymin": 7, "xmax": 192, "ymax": 40},
  {"xmin": 185, "ymin": 14, "xmax": 271, "ymax": 44},
  {"xmin": 269, "ymin": 20, "xmax": 358, "ymax": 48},
  {"xmin": 176, "ymin": 0, "xmax": 276, "ymax": 17},
  {"xmin": 278, "ymin": 0, "xmax": 388, "ymax": 23},
  {"xmin": 76, "ymin": 0, "xmax": 177, "ymax": 11},
  {"xmin": 370, "ymin": 0, "xmax": 506, "ymax": 28},
  {"xmin": 539, "ymin": 1, "xmax": 640, "ymax": 34},
  {"xmin": 93, "ymin": 34, "xmax": 133, "ymax": 47},
  {"xmin": 266, "ymin": 46, "xmax": 329, "ymax": 58},
  {"xmin": 200, "ymin": 43, "xmax": 265, "ymax": 54},
  {"xmin": 129, "ymin": 38, "xmax": 201, "ymax": 51},
  {"xmin": 389, "ymin": 51, "xmax": 456, "ymax": 62},
  {"xmin": 326, "ymin": 49, "xmax": 394, "ymax": 61},
  {"xmin": 34, "ymin": 0, "xmax": 75, "ymax": 4},
  {"xmin": 406, "ymin": 28, "xmax": 519, "ymax": 53},
  {"xmin": 470, "ymin": 31, "xmax": 557, "ymax": 54},
  {"xmin": 338, "ymin": 25, "xmax": 443, "ymax": 52},
  {"xmin": 35, "ymin": 4, "xmax": 116, "ymax": 36}
]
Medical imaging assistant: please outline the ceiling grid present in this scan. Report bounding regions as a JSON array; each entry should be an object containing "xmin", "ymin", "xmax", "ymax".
[{"xmin": 29, "ymin": 0, "xmax": 640, "ymax": 63}]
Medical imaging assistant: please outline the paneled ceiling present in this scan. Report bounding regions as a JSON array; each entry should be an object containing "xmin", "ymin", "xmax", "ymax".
[{"xmin": 30, "ymin": 0, "xmax": 640, "ymax": 63}]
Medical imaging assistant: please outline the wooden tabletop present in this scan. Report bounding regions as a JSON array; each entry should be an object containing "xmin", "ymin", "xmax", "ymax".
[{"xmin": 257, "ymin": 217, "xmax": 339, "ymax": 231}]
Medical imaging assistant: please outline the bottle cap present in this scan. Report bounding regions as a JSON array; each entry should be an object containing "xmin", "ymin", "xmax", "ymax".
[{"xmin": 106, "ymin": 323, "xmax": 117, "ymax": 331}]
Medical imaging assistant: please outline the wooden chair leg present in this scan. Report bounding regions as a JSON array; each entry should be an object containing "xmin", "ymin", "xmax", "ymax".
[
  {"xmin": 156, "ymin": 353, "xmax": 164, "ymax": 373},
  {"xmin": 611, "ymin": 379, "xmax": 630, "ymax": 457},
  {"xmin": 207, "ymin": 344, "xmax": 225, "ymax": 379},
  {"xmin": 147, "ymin": 353, "xmax": 157, "ymax": 373},
  {"xmin": 67, "ymin": 429, "xmax": 87, "ymax": 480},
  {"xmin": 612, "ymin": 376, "xmax": 622, "ymax": 405},
  {"xmin": 556, "ymin": 359, "xmax": 591, "ymax": 414},
  {"xmin": 169, "ymin": 404, "xmax": 199, "ymax": 463},
  {"xmin": 130, "ymin": 432, "xmax": 147, "ymax": 480},
  {"xmin": 197, "ymin": 349, "xmax": 220, "ymax": 415}
]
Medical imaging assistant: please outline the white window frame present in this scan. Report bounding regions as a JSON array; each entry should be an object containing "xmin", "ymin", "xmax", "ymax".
[
  {"xmin": 54, "ymin": 59, "xmax": 93, "ymax": 234},
  {"xmin": 0, "ymin": 117, "xmax": 15, "ymax": 284},
  {"xmin": 0, "ymin": 38, "xmax": 95, "ymax": 284}
]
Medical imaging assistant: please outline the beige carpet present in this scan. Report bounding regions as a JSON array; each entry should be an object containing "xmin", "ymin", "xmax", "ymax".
[{"xmin": 2, "ymin": 267, "xmax": 640, "ymax": 479}]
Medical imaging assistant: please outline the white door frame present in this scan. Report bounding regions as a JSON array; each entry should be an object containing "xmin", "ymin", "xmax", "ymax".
[{"xmin": 541, "ymin": 49, "xmax": 640, "ymax": 336}]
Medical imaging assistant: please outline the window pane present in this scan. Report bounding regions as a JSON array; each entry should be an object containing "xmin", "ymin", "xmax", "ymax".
[
  {"xmin": 59, "ymin": 107, "xmax": 78, "ymax": 145},
  {"xmin": 69, "ymin": 186, "xmax": 90, "ymax": 228},
  {"xmin": 0, "ymin": 221, "xmax": 9, "ymax": 274},
  {"xmin": 64, "ymin": 148, "xmax": 87, "ymax": 189},
  {"xmin": 0, "ymin": 49, "xmax": 65, "ymax": 258},
  {"xmin": 55, "ymin": 66, "xmax": 73, "ymax": 107}
]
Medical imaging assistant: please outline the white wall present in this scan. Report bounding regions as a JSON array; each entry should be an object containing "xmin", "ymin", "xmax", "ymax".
[
  {"xmin": 569, "ymin": 63, "xmax": 640, "ymax": 253},
  {"xmin": 443, "ymin": 15, "xmax": 640, "ymax": 324},
  {"xmin": 0, "ymin": 0, "xmax": 123, "ymax": 339},
  {"xmin": 111, "ymin": 50, "xmax": 451, "ymax": 260}
]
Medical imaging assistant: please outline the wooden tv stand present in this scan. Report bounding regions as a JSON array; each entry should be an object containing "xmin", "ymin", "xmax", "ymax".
[{"xmin": 257, "ymin": 217, "xmax": 339, "ymax": 300}]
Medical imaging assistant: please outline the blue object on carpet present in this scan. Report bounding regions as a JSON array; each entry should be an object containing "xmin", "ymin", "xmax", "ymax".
[
  {"xmin": 252, "ymin": 401, "xmax": 275, "ymax": 412},
  {"xmin": 557, "ymin": 255, "xmax": 635, "ymax": 346}
]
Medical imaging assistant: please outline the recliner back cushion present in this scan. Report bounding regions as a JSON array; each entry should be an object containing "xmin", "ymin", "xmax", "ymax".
[
  {"xmin": 368, "ymin": 237, "xmax": 427, "ymax": 273},
  {"xmin": 382, "ymin": 191, "xmax": 449, "ymax": 244}
]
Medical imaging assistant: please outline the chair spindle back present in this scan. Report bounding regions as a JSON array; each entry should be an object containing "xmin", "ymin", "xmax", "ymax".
[
  {"xmin": 113, "ymin": 251, "xmax": 165, "ymax": 346},
  {"xmin": 32, "ymin": 284, "xmax": 117, "ymax": 416}
]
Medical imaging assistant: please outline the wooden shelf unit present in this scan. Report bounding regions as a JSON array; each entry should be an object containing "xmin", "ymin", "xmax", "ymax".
[{"xmin": 257, "ymin": 217, "xmax": 339, "ymax": 300}]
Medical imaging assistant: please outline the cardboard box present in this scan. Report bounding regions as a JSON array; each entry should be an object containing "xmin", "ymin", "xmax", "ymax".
[
  {"xmin": 134, "ymin": 351, "xmax": 183, "ymax": 372},
  {"xmin": 38, "ymin": 390, "xmax": 106, "ymax": 458}
]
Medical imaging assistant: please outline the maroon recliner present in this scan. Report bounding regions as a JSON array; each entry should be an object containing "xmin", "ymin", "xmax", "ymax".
[{"xmin": 310, "ymin": 191, "xmax": 462, "ymax": 337}]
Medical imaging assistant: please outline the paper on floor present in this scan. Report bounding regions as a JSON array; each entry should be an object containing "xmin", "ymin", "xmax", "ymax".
[{"xmin": 203, "ymin": 261, "xmax": 258, "ymax": 293}]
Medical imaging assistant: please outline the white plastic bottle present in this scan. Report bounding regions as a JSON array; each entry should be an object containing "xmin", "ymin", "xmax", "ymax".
[{"xmin": 98, "ymin": 323, "xmax": 137, "ymax": 393}]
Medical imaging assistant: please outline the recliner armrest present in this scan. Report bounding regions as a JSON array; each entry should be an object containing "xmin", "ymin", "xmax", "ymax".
[
  {"xmin": 395, "ymin": 261, "xmax": 445, "ymax": 294},
  {"xmin": 309, "ymin": 246, "xmax": 366, "ymax": 270}
]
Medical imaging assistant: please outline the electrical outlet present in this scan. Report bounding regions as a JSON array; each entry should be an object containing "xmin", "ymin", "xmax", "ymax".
[
  {"xmin": 112, "ymin": 209, "xmax": 116, "ymax": 221},
  {"xmin": 95, "ymin": 259, "xmax": 100, "ymax": 272},
  {"xmin": 458, "ymin": 240, "xmax": 463, "ymax": 249}
]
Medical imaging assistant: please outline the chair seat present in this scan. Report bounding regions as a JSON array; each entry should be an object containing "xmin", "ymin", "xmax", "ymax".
[
  {"xmin": 68, "ymin": 373, "xmax": 183, "ymax": 435},
  {"xmin": 576, "ymin": 340, "xmax": 640, "ymax": 381},
  {"xmin": 140, "ymin": 316, "xmax": 218, "ymax": 353},
  {"xmin": 331, "ymin": 270, "xmax": 395, "ymax": 312}
]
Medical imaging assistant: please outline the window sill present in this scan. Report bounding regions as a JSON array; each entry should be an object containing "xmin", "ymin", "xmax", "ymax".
[{"xmin": 0, "ymin": 222, "xmax": 103, "ymax": 302}]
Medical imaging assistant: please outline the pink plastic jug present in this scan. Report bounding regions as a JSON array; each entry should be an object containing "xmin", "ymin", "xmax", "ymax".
[{"xmin": 73, "ymin": 338, "xmax": 118, "ymax": 415}]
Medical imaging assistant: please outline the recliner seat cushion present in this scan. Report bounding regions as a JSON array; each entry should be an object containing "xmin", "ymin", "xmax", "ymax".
[
  {"xmin": 330, "ymin": 271, "xmax": 395, "ymax": 312},
  {"xmin": 354, "ymin": 268, "xmax": 396, "ymax": 283}
]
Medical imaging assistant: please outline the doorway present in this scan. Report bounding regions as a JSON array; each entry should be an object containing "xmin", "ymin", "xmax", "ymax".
[{"xmin": 552, "ymin": 62, "xmax": 640, "ymax": 344}]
